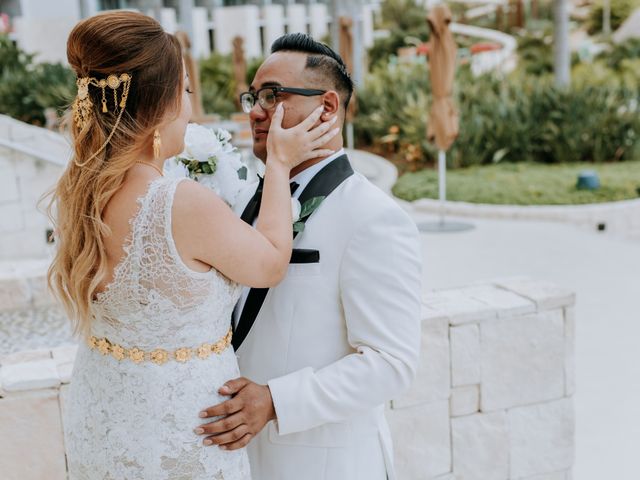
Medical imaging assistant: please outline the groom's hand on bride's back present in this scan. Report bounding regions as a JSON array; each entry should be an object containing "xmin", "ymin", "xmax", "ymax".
[{"xmin": 195, "ymin": 377, "xmax": 276, "ymax": 450}]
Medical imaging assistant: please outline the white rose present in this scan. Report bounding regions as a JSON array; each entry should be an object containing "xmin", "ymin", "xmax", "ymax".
[
  {"xmin": 212, "ymin": 155, "xmax": 246, "ymax": 205},
  {"xmin": 183, "ymin": 123, "xmax": 221, "ymax": 163},
  {"xmin": 291, "ymin": 198, "xmax": 301, "ymax": 223},
  {"xmin": 196, "ymin": 175, "xmax": 221, "ymax": 196},
  {"xmin": 163, "ymin": 158, "xmax": 189, "ymax": 179},
  {"xmin": 216, "ymin": 128, "xmax": 233, "ymax": 143}
]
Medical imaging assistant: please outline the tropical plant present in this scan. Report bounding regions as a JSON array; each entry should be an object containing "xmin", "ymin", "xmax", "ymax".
[
  {"xmin": 356, "ymin": 63, "xmax": 640, "ymax": 168},
  {"xmin": 246, "ymin": 56, "xmax": 264, "ymax": 86},
  {"xmin": 0, "ymin": 35, "xmax": 75, "ymax": 125},
  {"xmin": 199, "ymin": 52, "xmax": 237, "ymax": 117},
  {"xmin": 368, "ymin": 0, "xmax": 431, "ymax": 69},
  {"xmin": 587, "ymin": 0, "xmax": 640, "ymax": 34},
  {"xmin": 515, "ymin": 24, "xmax": 554, "ymax": 76},
  {"xmin": 598, "ymin": 38, "xmax": 640, "ymax": 70},
  {"xmin": 198, "ymin": 53, "xmax": 265, "ymax": 117}
]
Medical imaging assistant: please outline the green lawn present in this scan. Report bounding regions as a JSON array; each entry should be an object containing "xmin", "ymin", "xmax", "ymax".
[{"xmin": 392, "ymin": 162, "xmax": 640, "ymax": 205}]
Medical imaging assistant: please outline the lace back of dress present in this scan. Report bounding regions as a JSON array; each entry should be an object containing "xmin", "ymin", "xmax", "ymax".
[{"xmin": 98, "ymin": 178, "xmax": 211, "ymax": 318}]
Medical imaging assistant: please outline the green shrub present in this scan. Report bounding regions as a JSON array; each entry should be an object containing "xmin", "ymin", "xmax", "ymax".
[
  {"xmin": 572, "ymin": 57, "xmax": 640, "ymax": 89},
  {"xmin": 0, "ymin": 35, "xmax": 74, "ymax": 125},
  {"xmin": 588, "ymin": 0, "xmax": 640, "ymax": 34},
  {"xmin": 599, "ymin": 38, "xmax": 640, "ymax": 70},
  {"xmin": 354, "ymin": 59, "xmax": 442, "ymax": 164},
  {"xmin": 514, "ymin": 23, "xmax": 581, "ymax": 78},
  {"xmin": 355, "ymin": 63, "xmax": 640, "ymax": 167},
  {"xmin": 368, "ymin": 0, "xmax": 430, "ymax": 69},
  {"xmin": 515, "ymin": 25, "xmax": 554, "ymax": 76},
  {"xmin": 246, "ymin": 56, "xmax": 264, "ymax": 86},
  {"xmin": 393, "ymin": 161, "xmax": 640, "ymax": 204},
  {"xmin": 199, "ymin": 52, "xmax": 236, "ymax": 117},
  {"xmin": 198, "ymin": 53, "xmax": 265, "ymax": 117}
]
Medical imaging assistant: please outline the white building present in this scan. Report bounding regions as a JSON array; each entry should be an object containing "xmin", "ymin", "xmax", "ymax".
[{"xmin": 0, "ymin": 0, "xmax": 377, "ymax": 65}]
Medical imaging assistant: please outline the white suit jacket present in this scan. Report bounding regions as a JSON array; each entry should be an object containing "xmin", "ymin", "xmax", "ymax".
[{"xmin": 232, "ymin": 155, "xmax": 422, "ymax": 480}]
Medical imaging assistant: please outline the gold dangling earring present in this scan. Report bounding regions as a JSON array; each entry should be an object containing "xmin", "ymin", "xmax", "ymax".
[{"xmin": 153, "ymin": 130, "xmax": 161, "ymax": 160}]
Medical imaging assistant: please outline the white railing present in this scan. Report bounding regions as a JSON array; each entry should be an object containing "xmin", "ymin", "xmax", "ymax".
[{"xmin": 451, "ymin": 22, "xmax": 517, "ymax": 75}]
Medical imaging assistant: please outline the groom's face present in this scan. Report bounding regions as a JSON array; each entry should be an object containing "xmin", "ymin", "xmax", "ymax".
[{"xmin": 249, "ymin": 51, "xmax": 325, "ymax": 162}]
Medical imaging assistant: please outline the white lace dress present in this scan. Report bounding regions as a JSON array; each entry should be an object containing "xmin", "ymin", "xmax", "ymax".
[{"xmin": 64, "ymin": 177, "xmax": 251, "ymax": 480}]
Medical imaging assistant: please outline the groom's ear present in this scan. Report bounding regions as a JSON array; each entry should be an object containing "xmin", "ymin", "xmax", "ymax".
[{"xmin": 320, "ymin": 90, "xmax": 340, "ymax": 121}]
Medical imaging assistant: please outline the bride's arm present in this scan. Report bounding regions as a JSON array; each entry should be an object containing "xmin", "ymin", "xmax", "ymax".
[{"xmin": 172, "ymin": 104, "xmax": 338, "ymax": 288}]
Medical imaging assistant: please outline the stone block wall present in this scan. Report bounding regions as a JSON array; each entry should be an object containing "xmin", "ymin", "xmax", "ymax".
[
  {"xmin": 388, "ymin": 278, "xmax": 576, "ymax": 480},
  {"xmin": 412, "ymin": 196, "xmax": 640, "ymax": 242},
  {"xmin": 0, "ymin": 278, "xmax": 575, "ymax": 479},
  {"xmin": 0, "ymin": 346, "xmax": 76, "ymax": 479},
  {"xmin": 0, "ymin": 115, "xmax": 67, "ymax": 260}
]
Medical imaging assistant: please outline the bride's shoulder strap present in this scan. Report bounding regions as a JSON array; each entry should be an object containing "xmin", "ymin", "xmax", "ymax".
[{"xmin": 133, "ymin": 176, "xmax": 188, "ymax": 244}]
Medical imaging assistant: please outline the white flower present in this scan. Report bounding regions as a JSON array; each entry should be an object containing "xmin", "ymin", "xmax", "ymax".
[
  {"xmin": 182, "ymin": 123, "xmax": 221, "ymax": 163},
  {"xmin": 291, "ymin": 198, "xmax": 301, "ymax": 223},
  {"xmin": 178, "ymin": 123, "xmax": 249, "ymax": 206},
  {"xmin": 216, "ymin": 128, "xmax": 233, "ymax": 144},
  {"xmin": 204, "ymin": 151, "xmax": 246, "ymax": 205},
  {"xmin": 163, "ymin": 158, "xmax": 189, "ymax": 179}
]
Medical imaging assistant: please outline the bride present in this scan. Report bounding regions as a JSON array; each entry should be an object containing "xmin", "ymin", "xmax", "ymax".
[{"xmin": 47, "ymin": 11, "xmax": 338, "ymax": 480}]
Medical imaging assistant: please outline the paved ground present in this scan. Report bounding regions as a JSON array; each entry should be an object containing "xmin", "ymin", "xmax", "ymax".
[
  {"xmin": 352, "ymin": 150, "xmax": 640, "ymax": 479},
  {"xmin": 414, "ymin": 212, "xmax": 640, "ymax": 480}
]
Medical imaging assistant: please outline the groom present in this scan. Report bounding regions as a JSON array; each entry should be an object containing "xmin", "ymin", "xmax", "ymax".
[{"xmin": 197, "ymin": 33, "xmax": 422, "ymax": 480}]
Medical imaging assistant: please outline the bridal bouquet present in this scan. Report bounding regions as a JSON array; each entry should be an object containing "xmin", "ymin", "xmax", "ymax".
[{"xmin": 164, "ymin": 123, "xmax": 248, "ymax": 206}]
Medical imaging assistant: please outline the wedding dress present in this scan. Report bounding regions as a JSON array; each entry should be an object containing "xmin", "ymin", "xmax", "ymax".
[{"xmin": 64, "ymin": 176, "xmax": 251, "ymax": 480}]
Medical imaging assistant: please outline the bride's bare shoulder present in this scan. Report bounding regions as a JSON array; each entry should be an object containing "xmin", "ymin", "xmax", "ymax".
[
  {"xmin": 174, "ymin": 178, "xmax": 224, "ymax": 207},
  {"xmin": 172, "ymin": 179, "xmax": 229, "ymax": 230}
]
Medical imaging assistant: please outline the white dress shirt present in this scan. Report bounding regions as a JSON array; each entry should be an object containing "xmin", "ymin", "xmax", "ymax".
[{"xmin": 233, "ymin": 149, "xmax": 346, "ymax": 328}]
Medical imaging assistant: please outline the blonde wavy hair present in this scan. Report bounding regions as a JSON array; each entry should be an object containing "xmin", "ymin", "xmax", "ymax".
[{"xmin": 46, "ymin": 11, "xmax": 183, "ymax": 335}]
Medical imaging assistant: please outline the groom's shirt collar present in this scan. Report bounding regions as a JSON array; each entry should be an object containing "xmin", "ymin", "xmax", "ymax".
[{"xmin": 289, "ymin": 148, "xmax": 346, "ymax": 200}]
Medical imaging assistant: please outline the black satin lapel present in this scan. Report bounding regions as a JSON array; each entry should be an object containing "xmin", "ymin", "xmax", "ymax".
[
  {"xmin": 297, "ymin": 154, "xmax": 354, "ymax": 206},
  {"xmin": 240, "ymin": 183, "xmax": 262, "ymax": 225},
  {"xmin": 293, "ymin": 155, "xmax": 354, "ymax": 240},
  {"xmin": 232, "ymin": 155, "xmax": 354, "ymax": 351}
]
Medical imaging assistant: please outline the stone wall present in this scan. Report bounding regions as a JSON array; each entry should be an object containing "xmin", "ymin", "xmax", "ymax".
[
  {"xmin": 388, "ymin": 277, "xmax": 576, "ymax": 480},
  {"xmin": 413, "ymin": 196, "xmax": 640, "ymax": 241},
  {"xmin": 0, "ymin": 115, "xmax": 68, "ymax": 260},
  {"xmin": 0, "ymin": 278, "xmax": 575, "ymax": 479}
]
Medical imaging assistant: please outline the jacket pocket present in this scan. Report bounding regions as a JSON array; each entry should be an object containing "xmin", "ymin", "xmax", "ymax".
[
  {"xmin": 268, "ymin": 421, "xmax": 351, "ymax": 448},
  {"xmin": 290, "ymin": 248, "xmax": 320, "ymax": 264}
]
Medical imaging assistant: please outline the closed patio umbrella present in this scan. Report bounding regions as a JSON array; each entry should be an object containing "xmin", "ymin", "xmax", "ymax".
[
  {"xmin": 339, "ymin": 16, "xmax": 357, "ymax": 149},
  {"xmin": 232, "ymin": 36, "xmax": 249, "ymax": 113},
  {"xmin": 176, "ymin": 31, "xmax": 205, "ymax": 121},
  {"xmin": 427, "ymin": 4, "xmax": 458, "ymax": 152},
  {"xmin": 421, "ymin": 4, "xmax": 473, "ymax": 233}
]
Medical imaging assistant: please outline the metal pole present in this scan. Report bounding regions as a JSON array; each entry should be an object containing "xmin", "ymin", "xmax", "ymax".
[
  {"xmin": 603, "ymin": 0, "xmax": 611, "ymax": 35},
  {"xmin": 346, "ymin": 123, "xmax": 354, "ymax": 149},
  {"xmin": 351, "ymin": 0, "xmax": 364, "ymax": 87},
  {"xmin": 417, "ymin": 148, "xmax": 474, "ymax": 233},
  {"xmin": 553, "ymin": 0, "xmax": 570, "ymax": 89},
  {"xmin": 347, "ymin": 0, "xmax": 363, "ymax": 151},
  {"xmin": 179, "ymin": 0, "xmax": 194, "ymax": 40},
  {"xmin": 438, "ymin": 149, "xmax": 446, "ymax": 226},
  {"xmin": 330, "ymin": 0, "xmax": 340, "ymax": 50}
]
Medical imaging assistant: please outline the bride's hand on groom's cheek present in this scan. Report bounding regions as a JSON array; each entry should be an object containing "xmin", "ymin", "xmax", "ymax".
[{"xmin": 194, "ymin": 377, "xmax": 276, "ymax": 451}]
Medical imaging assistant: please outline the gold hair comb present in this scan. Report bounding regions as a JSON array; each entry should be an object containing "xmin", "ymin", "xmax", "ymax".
[{"xmin": 72, "ymin": 73, "xmax": 132, "ymax": 166}]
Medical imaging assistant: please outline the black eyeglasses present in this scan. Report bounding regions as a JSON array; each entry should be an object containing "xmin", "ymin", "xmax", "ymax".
[{"xmin": 240, "ymin": 86, "xmax": 326, "ymax": 113}]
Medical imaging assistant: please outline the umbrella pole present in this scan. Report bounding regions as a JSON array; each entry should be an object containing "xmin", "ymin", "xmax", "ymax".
[
  {"xmin": 346, "ymin": 122, "xmax": 355, "ymax": 150},
  {"xmin": 418, "ymin": 148, "xmax": 474, "ymax": 233},
  {"xmin": 438, "ymin": 149, "xmax": 446, "ymax": 226}
]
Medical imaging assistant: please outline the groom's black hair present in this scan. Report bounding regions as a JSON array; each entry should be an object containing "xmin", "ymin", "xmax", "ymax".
[{"xmin": 271, "ymin": 33, "xmax": 354, "ymax": 111}]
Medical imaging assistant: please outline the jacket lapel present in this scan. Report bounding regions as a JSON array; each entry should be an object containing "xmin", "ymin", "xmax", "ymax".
[{"xmin": 232, "ymin": 155, "xmax": 354, "ymax": 351}]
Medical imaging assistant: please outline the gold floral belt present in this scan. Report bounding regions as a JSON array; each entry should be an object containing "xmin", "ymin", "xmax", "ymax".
[{"xmin": 87, "ymin": 328, "xmax": 233, "ymax": 365}]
